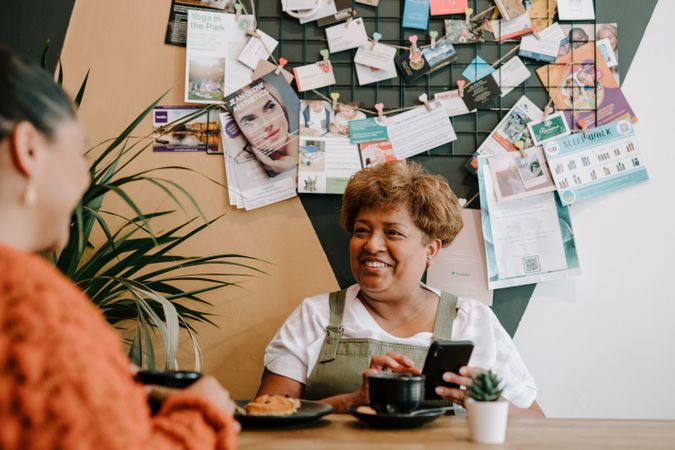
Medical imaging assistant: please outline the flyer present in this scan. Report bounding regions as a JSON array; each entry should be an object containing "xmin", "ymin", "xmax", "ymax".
[
  {"xmin": 487, "ymin": 146, "xmax": 556, "ymax": 202},
  {"xmin": 478, "ymin": 156, "xmax": 581, "ymax": 289},
  {"xmin": 426, "ymin": 208, "xmax": 493, "ymax": 306},
  {"xmin": 220, "ymin": 112, "xmax": 297, "ymax": 210},
  {"xmin": 153, "ymin": 106, "xmax": 220, "ymax": 153},
  {"xmin": 542, "ymin": 119, "xmax": 648, "ymax": 206},
  {"xmin": 165, "ymin": 0, "xmax": 235, "ymax": 47},
  {"xmin": 386, "ymin": 101, "xmax": 457, "ymax": 159},
  {"xmin": 298, "ymin": 136, "xmax": 362, "ymax": 194},
  {"xmin": 537, "ymin": 41, "xmax": 636, "ymax": 131},
  {"xmin": 224, "ymin": 72, "xmax": 300, "ymax": 177},
  {"xmin": 402, "ymin": 0, "xmax": 430, "ymax": 30},
  {"xmin": 185, "ymin": 10, "xmax": 254, "ymax": 103}
]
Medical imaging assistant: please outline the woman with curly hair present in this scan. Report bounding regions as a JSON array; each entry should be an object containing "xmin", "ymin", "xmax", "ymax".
[{"xmin": 256, "ymin": 160, "xmax": 543, "ymax": 417}]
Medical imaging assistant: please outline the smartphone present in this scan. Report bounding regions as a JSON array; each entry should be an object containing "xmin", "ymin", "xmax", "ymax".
[{"xmin": 422, "ymin": 340, "xmax": 474, "ymax": 400}]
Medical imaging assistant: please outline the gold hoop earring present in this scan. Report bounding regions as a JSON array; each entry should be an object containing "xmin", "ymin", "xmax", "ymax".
[{"xmin": 24, "ymin": 182, "xmax": 37, "ymax": 208}]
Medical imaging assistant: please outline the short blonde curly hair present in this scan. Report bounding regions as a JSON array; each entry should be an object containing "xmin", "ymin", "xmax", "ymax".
[{"xmin": 340, "ymin": 161, "xmax": 464, "ymax": 247}]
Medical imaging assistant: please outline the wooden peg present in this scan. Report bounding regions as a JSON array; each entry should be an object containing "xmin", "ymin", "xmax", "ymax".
[
  {"xmin": 418, "ymin": 93, "xmax": 432, "ymax": 112},
  {"xmin": 543, "ymin": 105, "xmax": 554, "ymax": 121},
  {"xmin": 578, "ymin": 118, "xmax": 589, "ymax": 137},
  {"xmin": 456, "ymin": 79, "xmax": 466, "ymax": 97},
  {"xmin": 345, "ymin": 9, "xmax": 357, "ymax": 28},
  {"xmin": 234, "ymin": 2, "xmax": 243, "ymax": 21},
  {"xmin": 319, "ymin": 49, "xmax": 331, "ymax": 72},
  {"xmin": 371, "ymin": 32, "xmax": 382, "ymax": 50},
  {"xmin": 429, "ymin": 30, "xmax": 438, "ymax": 49},
  {"xmin": 515, "ymin": 140, "xmax": 526, "ymax": 158},
  {"xmin": 375, "ymin": 102, "xmax": 385, "ymax": 121},
  {"xmin": 465, "ymin": 7, "xmax": 473, "ymax": 25},
  {"xmin": 408, "ymin": 35, "xmax": 419, "ymax": 60},
  {"xmin": 275, "ymin": 57, "xmax": 288, "ymax": 75},
  {"xmin": 330, "ymin": 92, "xmax": 340, "ymax": 110}
]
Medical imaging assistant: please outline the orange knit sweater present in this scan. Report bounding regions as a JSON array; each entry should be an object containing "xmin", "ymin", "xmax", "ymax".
[{"xmin": 0, "ymin": 244, "xmax": 237, "ymax": 450}]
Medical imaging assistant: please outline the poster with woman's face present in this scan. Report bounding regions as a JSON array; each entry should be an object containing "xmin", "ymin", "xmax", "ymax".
[{"xmin": 225, "ymin": 73, "xmax": 300, "ymax": 176}]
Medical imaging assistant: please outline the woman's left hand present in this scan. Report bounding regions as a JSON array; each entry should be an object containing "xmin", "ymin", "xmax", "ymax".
[{"xmin": 434, "ymin": 366, "xmax": 485, "ymax": 407}]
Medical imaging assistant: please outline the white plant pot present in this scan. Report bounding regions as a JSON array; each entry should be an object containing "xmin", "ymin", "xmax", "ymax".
[{"xmin": 466, "ymin": 398, "xmax": 509, "ymax": 444}]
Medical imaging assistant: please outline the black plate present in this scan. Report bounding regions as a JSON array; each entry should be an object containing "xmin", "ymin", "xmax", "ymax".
[
  {"xmin": 348, "ymin": 405, "xmax": 447, "ymax": 428},
  {"xmin": 235, "ymin": 400, "xmax": 334, "ymax": 428}
]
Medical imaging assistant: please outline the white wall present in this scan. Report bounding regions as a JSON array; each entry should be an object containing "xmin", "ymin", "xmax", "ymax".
[{"xmin": 515, "ymin": 0, "xmax": 675, "ymax": 419}]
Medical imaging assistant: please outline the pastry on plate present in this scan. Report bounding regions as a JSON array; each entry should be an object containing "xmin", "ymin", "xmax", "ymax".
[{"xmin": 244, "ymin": 395, "xmax": 301, "ymax": 416}]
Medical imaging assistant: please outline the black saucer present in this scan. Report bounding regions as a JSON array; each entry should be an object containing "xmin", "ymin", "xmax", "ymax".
[{"xmin": 348, "ymin": 405, "xmax": 449, "ymax": 428}]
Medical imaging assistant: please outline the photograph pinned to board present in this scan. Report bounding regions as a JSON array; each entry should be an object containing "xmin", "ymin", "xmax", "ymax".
[
  {"xmin": 478, "ymin": 156, "xmax": 581, "ymax": 290},
  {"xmin": 466, "ymin": 95, "xmax": 542, "ymax": 173},
  {"xmin": 487, "ymin": 146, "xmax": 556, "ymax": 203},
  {"xmin": 152, "ymin": 105, "xmax": 220, "ymax": 153},
  {"xmin": 542, "ymin": 119, "xmax": 649, "ymax": 206},
  {"xmin": 165, "ymin": 0, "xmax": 236, "ymax": 46},
  {"xmin": 224, "ymin": 71, "xmax": 300, "ymax": 177},
  {"xmin": 331, "ymin": 102, "xmax": 366, "ymax": 136},
  {"xmin": 299, "ymin": 99, "xmax": 335, "ymax": 137},
  {"xmin": 444, "ymin": 19, "xmax": 485, "ymax": 44},
  {"xmin": 537, "ymin": 41, "xmax": 635, "ymax": 131},
  {"xmin": 220, "ymin": 112, "xmax": 297, "ymax": 210},
  {"xmin": 185, "ymin": 9, "xmax": 254, "ymax": 103},
  {"xmin": 427, "ymin": 208, "xmax": 493, "ymax": 306},
  {"xmin": 558, "ymin": 23, "xmax": 620, "ymax": 83},
  {"xmin": 298, "ymin": 136, "xmax": 362, "ymax": 194},
  {"xmin": 359, "ymin": 141, "xmax": 397, "ymax": 168}
]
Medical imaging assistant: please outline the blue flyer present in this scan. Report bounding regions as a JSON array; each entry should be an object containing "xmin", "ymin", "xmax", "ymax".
[
  {"xmin": 542, "ymin": 119, "xmax": 649, "ymax": 206},
  {"xmin": 402, "ymin": 0, "xmax": 430, "ymax": 30},
  {"xmin": 348, "ymin": 118, "xmax": 389, "ymax": 144},
  {"xmin": 462, "ymin": 56, "xmax": 495, "ymax": 83}
]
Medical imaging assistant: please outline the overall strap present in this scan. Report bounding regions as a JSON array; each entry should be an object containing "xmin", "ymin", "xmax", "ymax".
[
  {"xmin": 318, "ymin": 289, "xmax": 348, "ymax": 363},
  {"xmin": 432, "ymin": 291, "xmax": 458, "ymax": 340}
]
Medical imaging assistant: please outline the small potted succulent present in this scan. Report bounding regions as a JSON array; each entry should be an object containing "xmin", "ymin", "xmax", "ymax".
[{"xmin": 465, "ymin": 370, "xmax": 508, "ymax": 444}]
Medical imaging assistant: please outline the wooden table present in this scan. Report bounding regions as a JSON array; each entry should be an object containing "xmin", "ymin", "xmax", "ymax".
[{"xmin": 239, "ymin": 414, "xmax": 675, "ymax": 449}]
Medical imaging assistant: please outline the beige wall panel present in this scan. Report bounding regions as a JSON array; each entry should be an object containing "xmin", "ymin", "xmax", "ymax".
[{"xmin": 61, "ymin": 0, "xmax": 339, "ymax": 399}]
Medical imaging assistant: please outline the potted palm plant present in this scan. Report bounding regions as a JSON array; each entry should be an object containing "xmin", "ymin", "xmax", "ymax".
[
  {"xmin": 465, "ymin": 370, "xmax": 509, "ymax": 444},
  {"xmin": 43, "ymin": 43, "xmax": 263, "ymax": 371}
]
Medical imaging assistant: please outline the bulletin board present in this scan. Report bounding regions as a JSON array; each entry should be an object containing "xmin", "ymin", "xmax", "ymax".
[{"xmin": 249, "ymin": 0, "xmax": 652, "ymax": 335}]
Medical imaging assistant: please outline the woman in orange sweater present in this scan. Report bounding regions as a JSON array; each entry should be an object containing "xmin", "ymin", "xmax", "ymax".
[{"xmin": 0, "ymin": 46, "xmax": 238, "ymax": 449}]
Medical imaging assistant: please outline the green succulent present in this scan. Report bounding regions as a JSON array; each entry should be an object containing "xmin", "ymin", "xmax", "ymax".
[{"xmin": 468, "ymin": 370, "xmax": 504, "ymax": 402}]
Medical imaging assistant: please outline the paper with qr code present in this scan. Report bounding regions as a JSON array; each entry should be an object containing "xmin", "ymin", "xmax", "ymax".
[{"xmin": 478, "ymin": 156, "xmax": 581, "ymax": 289}]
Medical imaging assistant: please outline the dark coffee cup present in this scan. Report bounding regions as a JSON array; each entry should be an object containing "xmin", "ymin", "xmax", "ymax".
[
  {"xmin": 368, "ymin": 372, "xmax": 425, "ymax": 414},
  {"xmin": 135, "ymin": 370, "xmax": 202, "ymax": 388}
]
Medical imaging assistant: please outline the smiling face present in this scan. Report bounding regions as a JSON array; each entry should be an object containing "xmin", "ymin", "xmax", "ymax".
[
  {"xmin": 237, "ymin": 85, "xmax": 289, "ymax": 151},
  {"xmin": 349, "ymin": 206, "xmax": 440, "ymax": 300}
]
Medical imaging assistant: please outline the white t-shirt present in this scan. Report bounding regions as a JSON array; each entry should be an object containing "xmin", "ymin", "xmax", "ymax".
[{"xmin": 264, "ymin": 284, "xmax": 538, "ymax": 408}]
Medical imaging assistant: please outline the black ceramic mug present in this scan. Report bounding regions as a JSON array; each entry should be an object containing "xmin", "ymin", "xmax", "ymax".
[
  {"xmin": 135, "ymin": 370, "xmax": 202, "ymax": 414},
  {"xmin": 368, "ymin": 372, "xmax": 425, "ymax": 414}
]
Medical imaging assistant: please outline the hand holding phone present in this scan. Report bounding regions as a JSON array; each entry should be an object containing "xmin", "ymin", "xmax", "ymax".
[{"xmin": 422, "ymin": 340, "xmax": 474, "ymax": 400}]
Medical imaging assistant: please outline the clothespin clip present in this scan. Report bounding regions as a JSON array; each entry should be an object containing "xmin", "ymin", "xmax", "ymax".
[
  {"xmin": 375, "ymin": 102, "xmax": 385, "ymax": 121},
  {"xmin": 330, "ymin": 92, "xmax": 340, "ymax": 110},
  {"xmin": 235, "ymin": 2, "xmax": 243, "ymax": 22},
  {"xmin": 543, "ymin": 104, "xmax": 554, "ymax": 122},
  {"xmin": 274, "ymin": 57, "xmax": 288, "ymax": 75},
  {"xmin": 456, "ymin": 79, "xmax": 466, "ymax": 97},
  {"xmin": 319, "ymin": 49, "xmax": 331, "ymax": 73},
  {"xmin": 578, "ymin": 118, "xmax": 589, "ymax": 137},
  {"xmin": 429, "ymin": 30, "xmax": 438, "ymax": 49},
  {"xmin": 371, "ymin": 32, "xmax": 382, "ymax": 50},
  {"xmin": 345, "ymin": 9, "xmax": 357, "ymax": 28},
  {"xmin": 408, "ymin": 35, "xmax": 419, "ymax": 61},
  {"xmin": 418, "ymin": 93, "xmax": 432, "ymax": 112},
  {"xmin": 465, "ymin": 7, "xmax": 473, "ymax": 25},
  {"xmin": 515, "ymin": 140, "xmax": 526, "ymax": 158}
]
